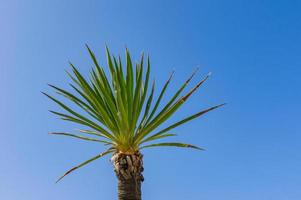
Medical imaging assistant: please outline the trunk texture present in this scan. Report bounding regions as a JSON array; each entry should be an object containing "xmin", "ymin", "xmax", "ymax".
[{"xmin": 111, "ymin": 152, "xmax": 144, "ymax": 200}]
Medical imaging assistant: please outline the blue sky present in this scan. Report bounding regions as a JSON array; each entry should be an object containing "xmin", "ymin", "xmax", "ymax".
[{"xmin": 1, "ymin": 0, "xmax": 301, "ymax": 199}]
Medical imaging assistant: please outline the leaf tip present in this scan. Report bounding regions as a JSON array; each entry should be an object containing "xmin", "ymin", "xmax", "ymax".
[{"xmin": 217, "ymin": 103, "xmax": 227, "ymax": 108}]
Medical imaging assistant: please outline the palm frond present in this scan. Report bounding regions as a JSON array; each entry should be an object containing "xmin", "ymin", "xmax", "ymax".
[
  {"xmin": 49, "ymin": 132, "xmax": 112, "ymax": 144},
  {"xmin": 140, "ymin": 103, "xmax": 226, "ymax": 144},
  {"xmin": 140, "ymin": 142, "xmax": 204, "ymax": 150},
  {"xmin": 56, "ymin": 148, "xmax": 114, "ymax": 183}
]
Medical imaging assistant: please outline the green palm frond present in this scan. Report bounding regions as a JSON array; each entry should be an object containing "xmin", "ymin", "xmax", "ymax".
[
  {"xmin": 44, "ymin": 45, "xmax": 224, "ymax": 181},
  {"xmin": 140, "ymin": 142, "xmax": 204, "ymax": 150},
  {"xmin": 49, "ymin": 132, "xmax": 112, "ymax": 144},
  {"xmin": 56, "ymin": 148, "xmax": 114, "ymax": 183}
]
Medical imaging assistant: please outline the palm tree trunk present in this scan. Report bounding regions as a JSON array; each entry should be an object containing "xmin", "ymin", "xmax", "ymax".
[{"xmin": 112, "ymin": 152, "xmax": 144, "ymax": 200}]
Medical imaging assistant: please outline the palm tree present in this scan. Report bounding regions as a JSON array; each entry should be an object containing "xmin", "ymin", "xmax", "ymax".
[{"xmin": 44, "ymin": 45, "xmax": 224, "ymax": 200}]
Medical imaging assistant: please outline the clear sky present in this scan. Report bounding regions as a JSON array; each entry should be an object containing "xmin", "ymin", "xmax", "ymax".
[{"xmin": 1, "ymin": 0, "xmax": 301, "ymax": 199}]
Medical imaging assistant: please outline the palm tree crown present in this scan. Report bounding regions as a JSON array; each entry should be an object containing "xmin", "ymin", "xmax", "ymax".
[{"xmin": 44, "ymin": 45, "xmax": 224, "ymax": 182}]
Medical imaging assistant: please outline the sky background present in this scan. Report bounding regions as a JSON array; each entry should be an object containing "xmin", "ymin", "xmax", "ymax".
[{"xmin": 1, "ymin": 0, "xmax": 301, "ymax": 199}]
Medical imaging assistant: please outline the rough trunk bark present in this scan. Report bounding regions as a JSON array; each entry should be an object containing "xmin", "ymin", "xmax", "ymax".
[{"xmin": 111, "ymin": 152, "xmax": 144, "ymax": 200}]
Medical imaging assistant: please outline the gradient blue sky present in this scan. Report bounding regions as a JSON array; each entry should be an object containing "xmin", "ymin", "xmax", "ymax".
[{"xmin": 1, "ymin": 0, "xmax": 301, "ymax": 199}]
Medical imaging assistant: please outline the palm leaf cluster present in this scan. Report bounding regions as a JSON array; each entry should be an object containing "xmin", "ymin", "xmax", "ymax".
[{"xmin": 44, "ymin": 46, "xmax": 224, "ymax": 182}]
